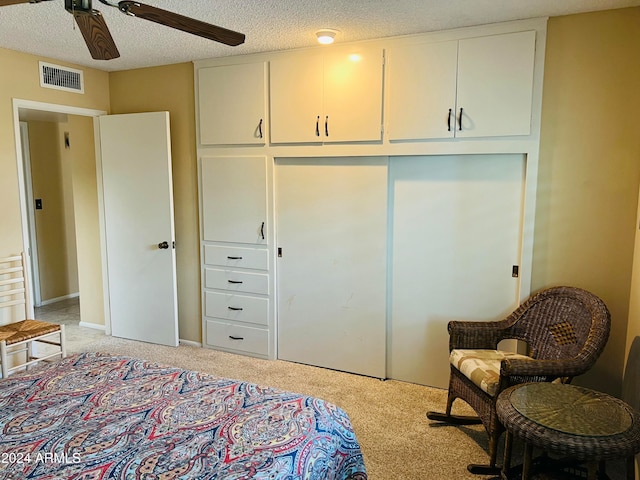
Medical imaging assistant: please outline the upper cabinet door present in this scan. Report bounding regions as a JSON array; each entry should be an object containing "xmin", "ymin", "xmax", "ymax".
[
  {"xmin": 269, "ymin": 47, "xmax": 384, "ymax": 144},
  {"xmin": 387, "ymin": 41, "xmax": 458, "ymax": 141},
  {"xmin": 270, "ymin": 54, "xmax": 324, "ymax": 144},
  {"xmin": 322, "ymin": 45, "xmax": 384, "ymax": 143},
  {"xmin": 456, "ymin": 30, "xmax": 536, "ymax": 138},
  {"xmin": 198, "ymin": 62, "xmax": 266, "ymax": 145},
  {"xmin": 386, "ymin": 30, "xmax": 536, "ymax": 140},
  {"xmin": 201, "ymin": 156, "xmax": 268, "ymax": 245}
]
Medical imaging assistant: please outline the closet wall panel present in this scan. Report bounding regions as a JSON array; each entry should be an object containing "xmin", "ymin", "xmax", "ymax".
[
  {"xmin": 388, "ymin": 154, "xmax": 525, "ymax": 387},
  {"xmin": 276, "ymin": 157, "xmax": 388, "ymax": 378}
]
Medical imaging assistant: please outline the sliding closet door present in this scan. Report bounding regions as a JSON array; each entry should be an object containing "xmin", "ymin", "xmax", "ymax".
[
  {"xmin": 389, "ymin": 154, "xmax": 525, "ymax": 388},
  {"xmin": 276, "ymin": 157, "xmax": 387, "ymax": 378}
]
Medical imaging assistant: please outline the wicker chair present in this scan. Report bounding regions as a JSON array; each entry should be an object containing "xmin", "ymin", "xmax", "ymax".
[{"xmin": 426, "ymin": 286, "xmax": 611, "ymax": 475}]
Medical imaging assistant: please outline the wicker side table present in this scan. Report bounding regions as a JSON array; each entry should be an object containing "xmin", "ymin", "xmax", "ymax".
[{"xmin": 496, "ymin": 382, "xmax": 640, "ymax": 480}]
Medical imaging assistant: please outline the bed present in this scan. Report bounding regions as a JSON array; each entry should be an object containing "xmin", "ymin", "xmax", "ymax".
[{"xmin": 0, "ymin": 352, "xmax": 367, "ymax": 479}]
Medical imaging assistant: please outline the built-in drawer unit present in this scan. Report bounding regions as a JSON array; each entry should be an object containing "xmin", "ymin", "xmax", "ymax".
[
  {"xmin": 205, "ymin": 291, "xmax": 268, "ymax": 326},
  {"xmin": 206, "ymin": 319, "xmax": 269, "ymax": 356},
  {"xmin": 204, "ymin": 268, "xmax": 269, "ymax": 295},
  {"xmin": 204, "ymin": 244, "xmax": 268, "ymax": 270}
]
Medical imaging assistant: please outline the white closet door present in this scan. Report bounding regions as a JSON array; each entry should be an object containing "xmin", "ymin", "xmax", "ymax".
[
  {"xmin": 276, "ymin": 157, "xmax": 387, "ymax": 378},
  {"xmin": 389, "ymin": 154, "xmax": 525, "ymax": 388}
]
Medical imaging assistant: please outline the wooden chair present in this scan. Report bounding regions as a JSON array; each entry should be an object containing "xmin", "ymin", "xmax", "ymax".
[
  {"xmin": 426, "ymin": 286, "xmax": 611, "ymax": 475},
  {"xmin": 0, "ymin": 253, "xmax": 66, "ymax": 378}
]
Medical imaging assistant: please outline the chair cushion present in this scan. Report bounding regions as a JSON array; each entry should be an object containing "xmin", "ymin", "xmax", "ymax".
[{"xmin": 449, "ymin": 349, "xmax": 531, "ymax": 397}]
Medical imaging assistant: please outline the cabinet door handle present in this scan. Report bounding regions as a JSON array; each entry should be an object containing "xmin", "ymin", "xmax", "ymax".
[
  {"xmin": 325, "ymin": 116, "xmax": 329, "ymax": 137},
  {"xmin": 227, "ymin": 256, "xmax": 243, "ymax": 260},
  {"xmin": 447, "ymin": 108, "xmax": 452, "ymax": 132},
  {"xmin": 458, "ymin": 107, "xmax": 463, "ymax": 131},
  {"xmin": 229, "ymin": 335, "xmax": 244, "ymax": 340},
  {"xmin": 260, "ymin": 221, "xmax": 265, "ymax": 240},
  {"xmin": 227, "ymin": 279, "xmax": 243, "ymax": 284},
  {"xmin": 315, "ymin": 116, "xmax": 320, "ymax": 136},
  {"xmin": 258, "ymin": 118, "xmax": 263, "ymax": 138},
  {"xmin": 227, "ymin": 306, "xmax": 244, "ymax": 311}
]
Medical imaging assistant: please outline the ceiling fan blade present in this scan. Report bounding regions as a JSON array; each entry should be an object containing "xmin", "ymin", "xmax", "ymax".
[
  {"xmin": 118, "ymin": 1, "xmax": 245, "ymax": 47},
  {"xmin": 0, "ymin": 0, "xmax": 41, "ymax": 5},
  {"xmin": 73, "ymin": 10, "xmax": 120, "ymax": 60}
]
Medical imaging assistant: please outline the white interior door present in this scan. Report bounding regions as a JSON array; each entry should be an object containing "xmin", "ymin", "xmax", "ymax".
[
  {"xmin": 98, "ymin": 112, "xmax": 178, "ymax": 346},
  {"xmin": 276, "ymin": 157, "xmax": 387, "ymax": 378},
  {"xmin": 389, "ymin": 154, "xmax": 525, "ymax": 387}
]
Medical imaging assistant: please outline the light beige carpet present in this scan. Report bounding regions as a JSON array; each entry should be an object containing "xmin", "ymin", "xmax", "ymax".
[{"xmin": 75, "ymin": 336, "xmax": 625, "ymax": 480}]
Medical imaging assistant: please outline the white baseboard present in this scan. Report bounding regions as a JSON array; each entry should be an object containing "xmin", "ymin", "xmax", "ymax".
[
  {"xmin": 38, "ymin": 292, "xmax": 79, "ymax": 307},
  {"xmin": 79, "ymin": 322, "xmax": 106, "ymax": 331},
  {"xmin": 179, "ymin": 339, "xmax": 202, "ymax": 348}
]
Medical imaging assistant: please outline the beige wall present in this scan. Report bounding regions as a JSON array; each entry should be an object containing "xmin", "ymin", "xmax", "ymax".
[
  {"xmin": 109, "ymin": 63, "xmax": 200, "ymax": 342},
  {"xmin": 63, "ymin": 115, "xmax": 105, "ymax": 326},
  {"xmin": 626, "ymin": 188, "xmax": 640, "ymax": 398},
  {"xmin": 27, "ymin": 120, "xmax": 78, "ymax": 301},
  {"xmin": 533, "ymin": 8, "xmax": 640, "ymax": 396},
  {"xmin": 57, "ymin": 122, "xmax": 80, "ymax": 297},
  {"xmin": 0, "ymin": 47, "xmax": 109, "ymax": 310}
]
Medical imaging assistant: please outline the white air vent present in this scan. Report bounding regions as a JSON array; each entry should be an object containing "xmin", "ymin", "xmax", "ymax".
[{"xmin": 39, "ymin": 61, "xmax": 84, "ymax": 94}]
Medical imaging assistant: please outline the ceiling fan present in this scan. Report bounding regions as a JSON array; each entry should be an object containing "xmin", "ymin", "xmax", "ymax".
[{"xmin": 0, "ymin": 0, "xmax": 245, "ymax": 60}]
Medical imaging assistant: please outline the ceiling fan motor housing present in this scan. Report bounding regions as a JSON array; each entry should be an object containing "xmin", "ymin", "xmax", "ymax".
[{"xmin": 65, "ymin": 0, "xmax": 92, "ymax": 13}]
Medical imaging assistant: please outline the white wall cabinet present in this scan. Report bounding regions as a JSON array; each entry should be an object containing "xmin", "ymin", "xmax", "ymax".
[
  {"xmin": 200, "ymin": 156, "xmax": 272, "ymax": 359},
  {"xmin": 193, "ymin": 18, "xmax": 546, "ymax": 382},
  {"xmin": 387, "ymin": 40, "xmax": 458, "ymax": 141},
  {"xmin": 200, "ymin": 156, "xmax": 267, "ymax": 244},
  {"xmin": 270, "ymin": 45, "xmax": 384, "ymax": 143},
  {"xmin": 198, "ymin": 62, "xmax": 266, "ymax": 145},
  {"xmin": 387, "ymin": 30, "xmax": 536, "ymax": 140}
]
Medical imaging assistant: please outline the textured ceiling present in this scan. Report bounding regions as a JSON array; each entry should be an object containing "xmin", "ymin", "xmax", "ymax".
[{"xmin": 1, "ymin": 0, "xmax": 639, "ymax": 72}]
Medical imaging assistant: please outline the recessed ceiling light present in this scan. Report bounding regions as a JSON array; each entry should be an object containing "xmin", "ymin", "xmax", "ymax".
[{"xmin": 316, "ymin": 29, "xmax": 338, "ymax": 45}]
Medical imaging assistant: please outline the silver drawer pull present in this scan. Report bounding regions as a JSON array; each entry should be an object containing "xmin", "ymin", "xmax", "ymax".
[
  {"xmin": 227, "ymin": 256, "xmax": 243, "ymax": 260},
  {"xmin": 228, "ymin": 306, "xmax": 243, "ymax": 311},
  {"xmin": 229, "ymin": 335, "xmax": 244, "ymax": 340},
  {"xmin": 227, "ymin": 280, "xmax": 243, "ymax": 284}
]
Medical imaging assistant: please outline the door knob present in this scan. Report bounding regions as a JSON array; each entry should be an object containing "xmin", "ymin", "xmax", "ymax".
[{"xmin": 158, "ymin": 241, "xmax": 169, "ymax": 249}]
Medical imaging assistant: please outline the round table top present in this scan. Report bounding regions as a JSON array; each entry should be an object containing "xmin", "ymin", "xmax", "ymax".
[
  {"xmin": 509, "ymin": 382, "xmax": 631, "ymax": 436},
  {"xmin": 496, "ymin": 382, "xmax": 640, "ymax": 460}
]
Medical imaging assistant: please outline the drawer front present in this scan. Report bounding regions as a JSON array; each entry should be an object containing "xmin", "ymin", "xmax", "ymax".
[
  {"xmin": 205, "ymin": 268, "xmax": 269, "ymax": 295},
  {"xmin": 206, "ymin": 320, "xmax": 268, "ymax": 356},
  {"xmin": 205, "ymin": 291, "xmax": 268, "ymax": 326},
  {"xmin": 204, "ymin": 245, "xmax": 268, "ymax": 270}
]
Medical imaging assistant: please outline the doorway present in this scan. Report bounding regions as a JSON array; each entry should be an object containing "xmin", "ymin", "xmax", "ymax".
[
  {"xmin": 19, "ymin": 116, "xmax": 79, "ymax": 309},
  {"xmin": 13, "ymin": 100, "xmax": 107, "ymax": 331}
]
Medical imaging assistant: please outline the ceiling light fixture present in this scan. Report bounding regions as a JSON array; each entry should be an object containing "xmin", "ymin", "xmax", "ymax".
[{"xmin": 316, "ymin": 29, "xmax": 338, "ymax": 45}]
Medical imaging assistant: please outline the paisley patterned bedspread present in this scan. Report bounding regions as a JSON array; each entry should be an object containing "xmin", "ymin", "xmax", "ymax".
[{"xmin": 0, "ymin": 352, "xmax": 367, "ymax": 479}]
